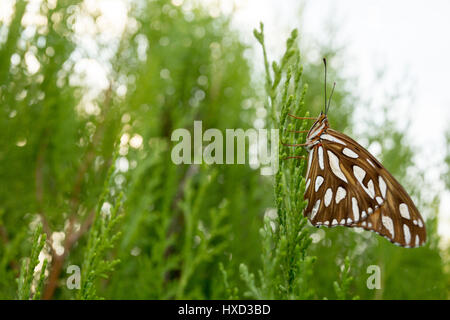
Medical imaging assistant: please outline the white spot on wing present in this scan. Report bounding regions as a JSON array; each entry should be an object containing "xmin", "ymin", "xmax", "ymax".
[
  {"xmin": 418, "ymin": 219, "xmax": 423, "ymax": 228},
  {"xmin": 305, "ymin": 178, "xmax": 311, "ymax": 191},
  {"xmin": 321, "ymin": 134, "xmax": 346, "ymax": 145},
  {"xmin": 324, "ymin": 188, "xmax": 333, "ymax": 207},
  {"xmin": 415, "ymin": 235, "xmax": 420, "ymax": 247},
  {"xmin": 353, "ymin": 166, "xmax": 375, "ymax": 199},
  {"xmin": 331, "ymin": 219, "xmax": 338, "ymax": 226},
  {"xmin": 327, "ymin": 150, "xmax": 348, "ymax": 183},
  {"xmin": 353, "ymin": 165, "xmax": 366, "ymax": 182},
  {"xmin": 318, "ymin": 146, "xmax": 324, "ymax": 170},
  {"xmin": 306, "ymin": 148, "xmax": 314, "ymax": 178},
  {"xmin": 311, "ymin": 199, "xmax": 321, "ymax": 220},
  {"xmin": 335, "ymin": 187, "xmax": 346, "ymax": 204},
  {"xmin": 342, "ymin": 147, "xmax": 358, "ymax": 158},
  {"xmin": 368, "ymin": 180, "xmax": 375, "ymax": 198},
  {"xmin": 382, "ymin": 215, "xmax": 395, "ymax": 238},
  {"xmin": 367, "ymin": 159, "xmax": 376, "ymax": 168},
  {"xmin": 403, "ymin": 224, "xmax": 411, "ymax": 245},
  {"xmin": 399, "ymin": 203, "xmax": 410, "ymax": 220},
  {"xmin": 379, "ymin": 176, "xmax": 387, "ymax": 198},
  {"xmin": 376, "ymin": 197, "xmax": 383, "ymax": 205},
  {"xmin": 352, "ymin": 197, "xmax": 359, "ymax": 222},
  {"xmin": 315, "ymin": 176, "xmax": 324, "ymax": 192}
]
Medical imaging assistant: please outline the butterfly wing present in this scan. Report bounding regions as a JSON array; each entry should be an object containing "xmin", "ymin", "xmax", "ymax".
[
  {"xmin": 303, "ymin": 129, "xmax": 426, "ymax": 247},
  {"xmin": 304, "ymin": 130, "xmax": 385, "ymax": 226}
]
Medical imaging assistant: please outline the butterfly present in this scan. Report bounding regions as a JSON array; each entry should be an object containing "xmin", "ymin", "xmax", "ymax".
[{"xmin": 287, "ymin": 59, "xmax": 426, "ymax": 248}]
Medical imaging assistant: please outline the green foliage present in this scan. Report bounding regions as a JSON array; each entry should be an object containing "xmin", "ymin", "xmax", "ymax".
[
  {"xmin": 0, "ymin": 0, "xmax": 448, "ymax": 300},
  {"xmin": 239, "ymin": 25, "xmax": 317, "ymax": 299},
  {"xmin": 175, "ymin": 170, "xmax": 231, "ymax": 299},
  {"xmin": 100, "ymin": 0, "xmax": 269, "ymax": 300},
  {"xmin": 78, "ymin": 161, "xmax": 124, "ymax": 300},
  {"xmin": 333, "ymin": 256, "xmax": 359, "ymax": 300},
  {"xmin": 17, "ymin": 224, "xmax": 47, "ymax": 300}
]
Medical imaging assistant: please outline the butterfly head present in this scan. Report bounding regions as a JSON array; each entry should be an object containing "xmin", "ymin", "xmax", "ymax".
[
  {"xmin": 303, "ymin": 59, "xmax": 334, "ymax": 150},
  {"xmin": 305, "ymin": 112, "xmax": 329, "ymax": 150}
]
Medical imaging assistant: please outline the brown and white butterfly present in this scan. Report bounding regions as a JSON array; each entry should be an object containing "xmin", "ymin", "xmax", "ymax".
[{"xmin": 289, "ymin": 61, "xmax": 426, "ymax": 248}]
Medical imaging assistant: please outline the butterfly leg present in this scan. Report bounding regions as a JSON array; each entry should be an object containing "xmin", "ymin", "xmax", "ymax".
[
  {"xmin": 282, "ymin": 143, "xmax": 308, "ymax": 147},
  {"xmin": 282, "ymin": 156, "xmax": 306, "ymax": 160},
  {"xmin": 288, "ymin": 113, "xmax": 316, "ymax": 120},
  {"xmin": 286, "ymin": 130, "xmax": 309, "ymax": 133}
]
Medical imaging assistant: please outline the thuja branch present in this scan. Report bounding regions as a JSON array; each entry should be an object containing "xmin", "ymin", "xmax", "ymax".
[
  {"xmin": 238, "ymin": 26, "xmax": 315, "ymax": 299},
  {"xmin": 78, "ymin": 160, "xmax": 124, "ymax": 300},
  {"xmin": 42, "ymin": 85, "xmax": 116, "ymax": 300},
  {"xmin": 17, "ymin": 224, "xmax": 47, "ymax": 300}
]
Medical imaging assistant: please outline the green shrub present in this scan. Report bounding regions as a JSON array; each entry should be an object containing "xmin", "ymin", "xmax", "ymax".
[{"xmin": 0, "ymin": 0, "xmax": 448, "ymax": 300}]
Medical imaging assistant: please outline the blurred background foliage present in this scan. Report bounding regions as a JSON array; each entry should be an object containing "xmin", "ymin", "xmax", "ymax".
[{"xmin": 0, "ymin": 0, "xmax": 448, "ymax": 299}]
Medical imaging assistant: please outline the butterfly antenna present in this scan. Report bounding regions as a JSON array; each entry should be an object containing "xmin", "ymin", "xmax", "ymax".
[
  {"xmin": 323, "ymin": 58, "xmax": 327, "ymax": 113},
  {"xmin": 326, "ymin": 82, "xmax": 336, "ymax": 114}
]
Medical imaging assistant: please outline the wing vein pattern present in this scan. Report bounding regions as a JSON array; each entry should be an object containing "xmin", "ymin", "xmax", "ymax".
[{"xmin": 304, "ymin": 129, "xmax": 426, "ymax": 247}]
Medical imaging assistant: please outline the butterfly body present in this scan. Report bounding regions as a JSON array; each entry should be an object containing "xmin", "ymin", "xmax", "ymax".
[{"xmin": 302, "ymin": 112, "xmax": 426, "ymax": 248}]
